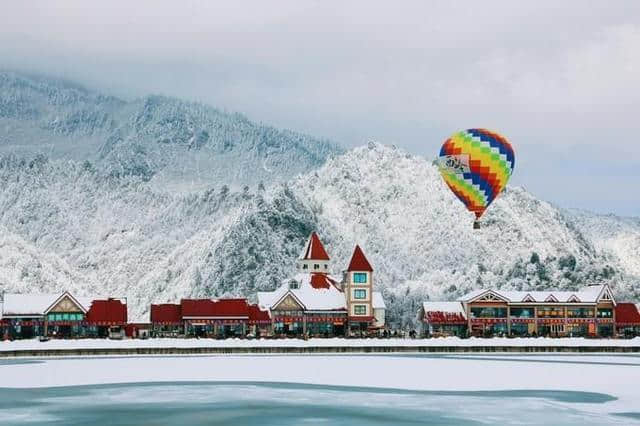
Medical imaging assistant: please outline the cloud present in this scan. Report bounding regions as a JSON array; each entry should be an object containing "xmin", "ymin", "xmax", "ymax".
[{"xmin": 1, "ymin": 0, "xmax": 639, "ymax": 215}]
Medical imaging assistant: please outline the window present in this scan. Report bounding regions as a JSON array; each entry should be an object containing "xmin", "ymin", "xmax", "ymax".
[
  {"xmin": 302, "ymin": 264, "xmax": 308, "ymax": 270},
  {"xmin": 324, "ymin": 264, "xmax": 328, "ymax": 269},
  {"xmin": 470, "ymin": 307, "xmax": 507, "ymax": 318},
  {"xmin": 597, "ymin": 308, "xmax": 613, "ymax": 318},
  {"xmin": 354, "ymin": 305, "xmax": 367, "ymax": 315},
  {"xmin": 354, "ymin": 289, "xmax": 367, "ymax": 300},
  {"xmin": 567, "ymin": 307, "xmax": 594, "ymax": 318},
  {"xmin": 353, "ymin": 273, "xmax": 367, "ymax": 283},
  {"xmin": 314, "ymin": 264, "xmax": 320, "ymax": 270},
  {"xmin": 537, "ymin": 306, "xmax": 564, "ymax": 318},
  {"xmin": 62, "ymin": 313, "xmax": 70, "ymax": 321},
  {"xmin": 510, "ymin": 307, "xmax": 534, "ymax": 318}
]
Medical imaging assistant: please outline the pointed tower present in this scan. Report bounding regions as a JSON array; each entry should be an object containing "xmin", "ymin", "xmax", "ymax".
[
  {"xmin": 297, "ymin": 232, "xmax": 331, "ymax": 273},
  {"xmin": 345, "ymin": 245, "xmax": 374, "ymax": 327}
]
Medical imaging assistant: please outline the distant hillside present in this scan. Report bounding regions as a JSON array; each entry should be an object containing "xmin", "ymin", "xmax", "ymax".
[
  {"xmin": 0, "ymin": 71, "xmax": 342, "ymax": 189},
  {"xmin": 567, "ymin": 210, "xmax": 640, "ymax": 279},
  {"xmin": 1, "ymin": 144, "xmax": 637, "ymax": 324}
]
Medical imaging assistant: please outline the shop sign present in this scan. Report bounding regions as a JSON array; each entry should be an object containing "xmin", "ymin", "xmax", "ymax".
[
  {"xmin": 537, "ymin": 318, "xmax": 565, "ymax": 324},
  {"xmin": 471, "ymin": 319, "xmax": 506, "ymax": 325},
  {"xmin": 566, "ymin": 318, "xmax": 595, "ymax": 323},
  {"xmin": 510, "ymin": 318, "xmax": 535, "ymax": 323}
]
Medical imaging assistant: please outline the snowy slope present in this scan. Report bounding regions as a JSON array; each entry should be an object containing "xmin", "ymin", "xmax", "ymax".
[
  {"xmin": 0, "ymin": 73, "xmax": 637, "ymax": 325},
  {"xmin": 0, "ymin": 154, "xmax": 317, "ymax": 319},
  {"xmin": 0, "ymin": 71, "xmax": 341, "ymax": 188},
  {"xmin": 1, "ymin": 144, "xmax": 636, "ymax": 323},
  {"xmin": 285, "ymin": 144, "xmax": 637, "ymax": 324},
  {"xmin": 567, "ymin": 210, "xmax": 640, "ymax": 279}
]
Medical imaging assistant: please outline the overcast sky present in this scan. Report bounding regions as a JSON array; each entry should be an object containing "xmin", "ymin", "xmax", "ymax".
[{"xmin": 2, "ymin": 1, "xmax": 639, "ymax": 216}]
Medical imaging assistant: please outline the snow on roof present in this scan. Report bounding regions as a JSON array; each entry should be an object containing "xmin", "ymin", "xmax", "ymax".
[
  {"xmin": 460, "ymin": 285, "xmax": 611, "ymax": 304},
  {"xmin": 372, "ymin": 292, "xmax": 385, "ymax": 310},
  {"xmin": 300, "ymin": 232, "xmax": 330, "ymax": 261},
  {"xmin": 1, "ymin": 293, "xmax": 103, "ymax": 316},
  {"xmin": 347, "ymin": 245, "xmax": 373, "ymax": 271},
  {"xmin": 258, "ymin": 273, "xmax": 346, "ymax": 311},
  {"xmin": 2, "ymin": 293, "xmax": 62, "ymax": 316},
  {"xmin": 421, "ymin": 301, "xmax": 467, "ymax": 324},
  {"xmin": 422, "ymin": 301, "xmax": 466, "ymax": 316},
  {"xmin": 459, "ymin": 289, "xmax": 486, "ymax": 301}
]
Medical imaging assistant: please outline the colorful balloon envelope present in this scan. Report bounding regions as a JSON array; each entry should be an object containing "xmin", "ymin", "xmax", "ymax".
[{"xmin": 437, "ymin": 129, "xmax": 515, "ymax": 228}]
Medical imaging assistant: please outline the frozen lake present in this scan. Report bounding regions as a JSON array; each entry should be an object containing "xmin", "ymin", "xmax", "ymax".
[
  {"xmin": 0, "ymin": 382, "xmax": 635, "ymax": 425},
  {"xmin": 1, "ymin": 354, "xmax": 639, "ymax": 425}
]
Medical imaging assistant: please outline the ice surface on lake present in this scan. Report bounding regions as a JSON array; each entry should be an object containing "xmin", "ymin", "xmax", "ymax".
[
  {"xmin": 0, "ymin": 382, "xmax": 633, "ymax": 426},
  {"xmin": 2, "ymin": 354, "xmax": 639, "ymax": 425}
]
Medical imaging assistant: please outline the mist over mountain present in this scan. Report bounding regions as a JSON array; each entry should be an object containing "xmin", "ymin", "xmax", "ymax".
[
  {"xmin": 0, "ymin": 71, "xmax": 341, "ymax": 190},
  {"xmin": 0, "ymin": 72, "xmax": 638, "ymax": 325}
]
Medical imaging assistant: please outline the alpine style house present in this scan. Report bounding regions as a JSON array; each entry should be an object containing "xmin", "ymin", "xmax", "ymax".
[
  {"xmin": 257, "ymin": 232, "xmax": 386, "ymax": 336},
  {"xmin": 0, "ymin": 292, "xmax": 127, "ymax": 340},
  {"xmin": 419, "ymin": 285, "xmax": 640, "ymax": 338}
]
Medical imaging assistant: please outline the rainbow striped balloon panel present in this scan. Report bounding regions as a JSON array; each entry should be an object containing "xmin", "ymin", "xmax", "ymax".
[{"xmin": 438, "ymin": 128, "xmax": 515, "ymax": 219}]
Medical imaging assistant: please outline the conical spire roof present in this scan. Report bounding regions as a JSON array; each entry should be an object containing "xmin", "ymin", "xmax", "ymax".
[
  {"xmin": 300, "ymin": 232, "xmax": 330, "ymax": 261},
  {"xmin": 347, "ymin": 245, "xmax": 373, "ymax": 271}
]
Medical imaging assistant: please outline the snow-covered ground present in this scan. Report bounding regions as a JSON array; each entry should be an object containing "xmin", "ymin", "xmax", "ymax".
[
  {"xmin": 1, "ymin": 336, "xmax": 640, "ymax": 352},
  {"xmin": 0, "ymin": 353, "xmax": 639, "ymax": 423}
]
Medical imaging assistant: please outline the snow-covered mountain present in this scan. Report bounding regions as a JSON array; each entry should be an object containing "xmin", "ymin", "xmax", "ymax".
[
  {"xmin": 0, "ymin": 71, "xmax": 341, "ymax": 189},
  {"xmin": 1, "ymin": 72, "xmax": 638, "ymax": 325},
  {"xmin": 1, "ymin": 142, "xmax": 637, "ymax": 323},
  {"xmin": 567, "ymin": 210, "xmax": 640, "ymax": 280}
]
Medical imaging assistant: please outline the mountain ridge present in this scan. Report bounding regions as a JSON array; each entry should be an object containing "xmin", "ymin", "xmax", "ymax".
[
  {"xmin": 0, "ymin": 70, "xmax": 342, "ymax": 188},
  {"xmin": 1, "ymin": 143, "xmax": 637, "ymax": 323},
  {"xmin": 0, "ymin": 72, "xmax": 638, "ymax": 325}
]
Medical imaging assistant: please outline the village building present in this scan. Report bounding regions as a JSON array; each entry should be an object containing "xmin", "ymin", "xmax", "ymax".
[
  {"xmin": 419, "ymin": 284, "xmax": 637, "ymax": 338},
  {"xmin": 462, "ymin": 285, "xmax": 617, "ymax": 337},
  {"xmin": 150, "ymin": 298, "xmax": 271, "ymax": 338},
  {"xmin": 417, "ymin": 301, "xmax": 467, "ymax": 337},
  {"xmin": 615, "ymin": 303, "xmax": 640, "ymax": 337},
  {"xmin": 257, "ymin": 232, "xmax": 386, "ymax": 336},
  {"xmin": 0, "ymin": 291, "xmax": 127, "ymax": 339},
  {"xmin": 149, "ymin": 303, "xmax": 183, "ymax": 337}
]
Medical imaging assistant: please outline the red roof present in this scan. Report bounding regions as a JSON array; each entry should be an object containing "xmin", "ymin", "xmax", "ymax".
[
  {"xmin": 347, "ymin": 245, "xmax": 373, "ymax": 272},
  {"xmin": 248, "ymin": 304, "xmax": 271, "ymax": 323},
  {"xmin": 348, "ymin": 315, "xmax": 376, "ymax": 322},
  {"xmin": 425, "ymin": 311, "xmax": 467, "ymax": 325},
  {"xmin": 310, "ymin": 273, "xmax": 331, "ymax": 289},
  {"xmin": 616, "ymin": 303, "xmax": 640, "ymax": 325},
  {"xmin": 151, "ymin": 303, "xmax": 182, "ymax": 323},
  {"xmin": 180, "ymin": 298, "xmax": 250, "ymax": 318},
  {"xmin": 301, "ymin": 232, "xmax": 330, "ymax": 261},
  {"xmin": 309, "ymin": 273, "xmax": 341, "ymax": 289},
  {"xmin": 86, "ymin": 299, "xmax": 127, "ymax": 324}
]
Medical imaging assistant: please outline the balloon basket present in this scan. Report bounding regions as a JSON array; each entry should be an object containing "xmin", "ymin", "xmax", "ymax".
[{"xmin": 473, "ymin": 220, "xmax": 481, "ymax": 230}]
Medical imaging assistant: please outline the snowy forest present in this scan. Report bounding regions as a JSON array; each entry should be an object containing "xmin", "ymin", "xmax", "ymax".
[{"xmin": 1, "ymin": 71, "xmax": 639, "ymax": 325}]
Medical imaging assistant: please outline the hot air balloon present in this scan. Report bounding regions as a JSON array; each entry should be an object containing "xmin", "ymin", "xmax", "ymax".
[{"xmin": 437, "ymin": 129, "xmax": 515, "ymax": 229}]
